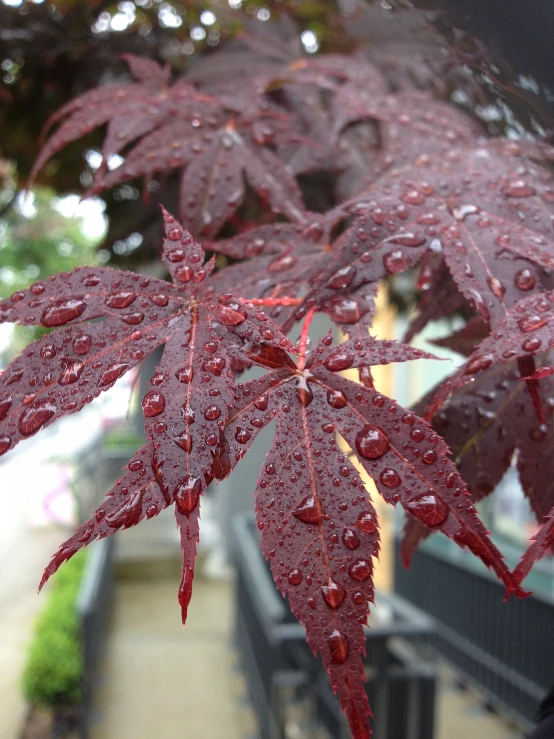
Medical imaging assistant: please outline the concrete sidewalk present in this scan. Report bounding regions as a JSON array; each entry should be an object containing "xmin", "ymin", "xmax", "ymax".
[
  {"xmin": 90, "ymin": 577, "xmax": 256, "ymax": 739},
  {"xmin": 90, "ymin": 573, "xmax": 524, "ymax": 739}
]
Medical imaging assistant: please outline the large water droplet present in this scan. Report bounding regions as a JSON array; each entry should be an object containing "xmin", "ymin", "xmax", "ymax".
[
  {"xmin": 216, "ymin": 302, "xmax": 248, "ymax": 326},
  {"xmin": 296, "ymin": 376, "xmax": 313, "ymax": 407},
  {"xmin": 19, "ymin": 400, "xmax": 56, "ymax": 436},
  {"xmin": 40, "ymin": 344, "xmax": 56, "ymax": 360},
  {"xmin": 142, "ymin": 391, "xmax": 166, "ymax": 417},
  {"xmin": 41, "ymin": 299, "xmax": 87, "ymax": 327},
  {"xmin": 176, "ymin": 266, "xmax": 193, "ymax": 283},
  {"xmin": 421, "ymin": 449, "xmax": 437, "ymax": 465},
  {"xmin": 328, "ymin": 630, "xmax": 349, "ymax": 663},
  {"xmin": 487, "ymin": 277, "xmax": 505, "ymax": 299},
  {"xmin": 121, "ymin": 311, "xmax": 145, "ymax": 325},
  {"xmin": 0, "ymin": 435, "xmax": 11, "ymax": 455},
  {"xmin": 355, "ymin": 424, "xmax": 390, "ymax": 460},
  {"xmin": 406, "ymin": 494, "xmax": 448, "ymax": 527},
  {"xmin": 518, "ymin": 315, "xmax": 548, "ymax": 332},
  {"xmin": 522, "ymin": 337, "xmax": 542, "ymax": 352},
  {"xmin": 389, "ymin": 234, "xmax": 426, "ymax": 247},
  {"xmin": 326, "ymin": 389, "xmax": 348, "ymax": 409},
  {"xmin": 176, "ymin": 367, "xmax": 194, "ymax": 384},
  {"xmin": 321, "ymin": 579, "xmax": 347, "ymax": 609},
  {"xmin": 146, "ymin": 504, "xmax": 158, "ymax": 519},
  {"xmin": 174, "ymin": 475, "xmax": 202, "ymax": 515},
  {"xmin": 204, "ymin": 405, "xmax": 221, "ymax": 421},
  {"xmin": 324, "ymin": 352, "xmax": 354, "ymax": 372},
  {"xmin": 465, "ymin": 354, "xmax": 493, "ymax": 375},
  {"xmin": 167, "ymin": 248, "xmax": 184, "ymax": 263},
  {"xmin": 326, "ymin": 298, "xmax": 360, "ymax": 324},
  {"xmin": 59, "ymin": 358, "xmax": 84, "ymax": 386},
  {"xmin": 5, "ymin": 369, "xmax": 23, "ymax": 386},
  {"xmin": 357, "ymin": 512, "xmax": 377, "ymax": 534},
  {"xmin": 383, "ymin": 250, "xmax": 411, "ymax": 275},
  {"xmin": 174, "ymin": 431, "xmax": 192, "ymax": 452},
  {"xmin": 402, "ymin": 190, "xmax": 425, "ymax": 205},
  {"xmin": 342, "ymin": 528, "xmax": 361, "ymax": 550},
  {"xmin": 254, "ymin": 394, "xmax": 268, "ymax": 412},
  {"xmin": 328, "ymin": 266, "xmax": 356, "ymax": 289},
  {"xmin": 73, "ymin": 334, "xmax": 92, "ymax": 355},
  {"xmin": 105, "ymin": 292, "xmax": 137, "ymax": 309},
  {"xmin": 235, "ymin": 427, "xmax": 252, "ymax": 444},
  {"xmin": 183, "ymin": 404, "xmax": 195, "ymax": 424},
  {"xmin": 380, "ymin": 468, "xmax": 401, "ymax": 488},
  {"xmin": 503, "ymin": 181, "xmax": 537, "ymax": 198},
  {"xmin": 98, "ymin": 362, "xmax": 130, "ymax": 386},
  {"xmin": 348, "ymin": 559, "xmax": 372, "ymax": 581},
  {"xmin": 288, "ymin": 568, "xmax": 302, "ymax": 586},
  {"xmin": 410, "ymin": 428, "xmax": 424, "ymax": 442},
  {"xmin": 291, "ymin": 493, "xmax": 322, "ymax": 525},
  {"xmin": 0, "ymin": 396, "xmax": 12, "ymax": 421},
  {"xmin": 268, "ymin": 254, "xmax": 297, "ymax": 273},
  {"xmin": 514, "ymin": 269, "xmax": 536, "ymax": 291}
]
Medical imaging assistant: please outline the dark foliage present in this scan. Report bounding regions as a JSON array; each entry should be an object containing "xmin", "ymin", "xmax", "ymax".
[{"xmin": 3, "ymin": 11, "xmax": 554, "ymax": 737}]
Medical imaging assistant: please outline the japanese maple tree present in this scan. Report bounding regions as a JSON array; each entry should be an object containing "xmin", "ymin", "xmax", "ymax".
[{"xmin": 3, "ymin": 15, "xmax": 554, "ymax": 738}]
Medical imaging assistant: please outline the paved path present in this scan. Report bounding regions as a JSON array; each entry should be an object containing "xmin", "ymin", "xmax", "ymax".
[
  {"xmin": 91, "ymin": 578, "xmax": 256, "ymax": 739},
  {"xmin": 90, "ymin": 574, "xmax": 525, "ymax": 739},
  {"xmin": 0, "ymin": 451, "xmax": 65, "ymax": 739}
]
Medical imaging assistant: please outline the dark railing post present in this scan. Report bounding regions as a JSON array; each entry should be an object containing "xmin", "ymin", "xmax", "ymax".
[
  {"xmin": 233, "ymin": 513, "xmax": 437, "ymax": 738},
  {"xmin": 75, "ymin": 536, "xmax": 115, "ymax": 739}
]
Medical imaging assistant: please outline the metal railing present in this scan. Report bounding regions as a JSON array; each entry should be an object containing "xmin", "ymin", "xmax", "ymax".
[
  {"xmin": 233, "ymin": 514, "xmax": 437, "ymax": 738},
  {"xmin": 75, "ymin": 536, "xmax": 115, "ymax": 739},
  {"xmin": 393, "ymin": 538, "xmax": 553, "ymax": 731}
]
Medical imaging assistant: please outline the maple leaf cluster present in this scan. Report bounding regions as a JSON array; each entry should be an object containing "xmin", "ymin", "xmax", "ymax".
[{"xmin": 4, "ymin": 37, "xmax": 554, "ymax": 738}]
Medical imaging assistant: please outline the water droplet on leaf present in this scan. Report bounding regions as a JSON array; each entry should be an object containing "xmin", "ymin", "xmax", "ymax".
[
  {"xmin": 406, "ymin": 494, "xmax": 449, "ymax": 526},
  {"xmin": 357, "ymin": 512, "xmax": 377, "ymax": 534},
  {"xmin": 328, "ymin": 630, "xmax": 349, "ymax": 663},
  {"xmin": 355, "ymin": 425, "xmax": 390, "ymax": 460},
  {"xmin": 216, "ymin": 302, "xmax": 248, "ymax": 326},
  {"xmin": 174, "ymin": 475, "xmax": 202, "ymax": 515},
  {"xmin": 324, "ymin": 353, "xmax": 354, "ymax": 372},
  {"xmin": 19, "ymin": 400, "xmax": 56, "ymax": 436},
  {"xmin": 41, "ymin": 299, "xmax": 87, "ymax": 327},
  {"xmin": 514, "ymin": 269, "xmax": 536, "ymax": 291},
  {"xmin": 342, "ymin": 528, "xmax": 361, "ymax": 549},
  {"xmin": 292, "ymin": 493, "xmax": 322, "ymax": 525},
  {"xmin": 380, "ymin": 468, "xmax": 401, "ymax": 488},
  {"xmin": 321, "ymin": 579, "xmax": 347, "ymax": 609},
  {"xmin": 59, "ymin": 358, "xmax": 84, "ymax": 386},
  {"xmin": 98, "ymin": 363, "xmax": 130, "ymax": 386},
  {"xmin": 105, "ymin": 292, "xmax": 137, "ymax": 309},
  {"xmin": 142, "ymin": 391, "xmax": 166, "ymax": 417},
  {"xmin": 348, "ymin": 559, "xmax": 372, "ymax": 581},
  {"xmin": 326, "ymin": 389, "xmax": 348, "ymax": 409}
]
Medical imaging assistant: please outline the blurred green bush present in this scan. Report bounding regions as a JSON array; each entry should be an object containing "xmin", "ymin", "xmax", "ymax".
[{"xmin": 21, "ymin": 551, "xmax": 87, "ymax": 706}]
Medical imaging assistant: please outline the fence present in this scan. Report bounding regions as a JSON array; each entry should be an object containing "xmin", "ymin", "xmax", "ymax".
[
  {"xmin": 393, "ymin": 538, "xmax": 554, "ymax": 730},
  {"xmin": 234, "ymin": 514, "xmax": 437, "ymax": 738}
]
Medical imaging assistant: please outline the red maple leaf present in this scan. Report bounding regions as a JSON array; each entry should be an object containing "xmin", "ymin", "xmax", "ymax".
[
  {"xmin": 220, "ymin": 326, "xmax": 527, "ymax": 739},
  {"xmin": 0, "ymin": 208, "xmax": 295, "ymax": 624},
  {"xmin": 402, "ymin": 358, "xmax": 554, "ymax": 572}
]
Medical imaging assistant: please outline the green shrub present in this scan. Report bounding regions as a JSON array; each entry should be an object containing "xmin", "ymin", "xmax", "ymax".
[{"xmin": 21, "ymin": 550, "xmax": 87, "ymax": 706}]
